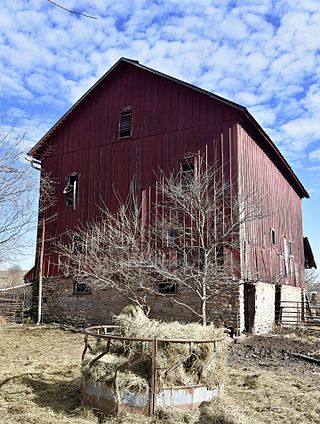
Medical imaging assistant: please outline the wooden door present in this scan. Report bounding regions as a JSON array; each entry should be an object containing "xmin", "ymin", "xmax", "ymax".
[{"xmin": 244, "ymin": 283, "xmax": 255, "ymax": 332}]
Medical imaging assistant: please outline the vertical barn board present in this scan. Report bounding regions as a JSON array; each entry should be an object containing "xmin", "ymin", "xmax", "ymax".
[{"xmin": 238, "ymin": 124, "xmax": 305, "ymax": 287}]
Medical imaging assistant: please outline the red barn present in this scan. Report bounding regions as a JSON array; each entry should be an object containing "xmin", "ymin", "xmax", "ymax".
[{"xmin": 26, "ymin": 58, "xmax": 316, "ymax": 333}]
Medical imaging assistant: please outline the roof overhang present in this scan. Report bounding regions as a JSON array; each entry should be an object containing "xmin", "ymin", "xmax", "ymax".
[{"xmin": 304, "ymin": 237, "xmax": 317, "ymax": 269}]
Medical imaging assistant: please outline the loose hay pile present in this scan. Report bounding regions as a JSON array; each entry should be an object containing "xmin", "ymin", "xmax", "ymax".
[{"xmin": 82, "ymin": 306, "xmax": 226, "ymax": 403}]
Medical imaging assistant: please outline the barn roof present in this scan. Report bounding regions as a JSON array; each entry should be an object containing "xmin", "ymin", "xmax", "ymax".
[
  {"xmin": 27, "ymin": 57, "xmax": 309, "ymax": 198},
  {"xmin": 304, "ymin": 237, "xmax": 317, "ymax": 269}
]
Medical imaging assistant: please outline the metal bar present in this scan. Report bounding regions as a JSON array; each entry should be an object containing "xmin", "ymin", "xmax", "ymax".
[
  {"xmin": 36, "ymin": 218, "xmax": 46, "ymax": 325},
  {"xmin": 0, "ymin": 283, "xmax": 32, "ymax": 292},
  {"xmin": 165, "ymin": 358, "xmax": 185, "ymax": 377},
  {"xmin": 82, "ymin": 334, "xmax": 89, "ymax": 362},
  {"xmin": 150, "ymin": 338, "xmax": 158, "ymax": 416},
  {"xmin": 84, "ymin": 327, "xmax": 224, "ymax": 344}
]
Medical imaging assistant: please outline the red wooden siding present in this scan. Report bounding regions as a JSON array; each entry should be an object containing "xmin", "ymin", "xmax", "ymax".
[
  {"xmin": 32, "ymin": 60, "xmax": 306, "ymax": 288},
  {"xmin": 39, "ymin": 62, "xmax": 239, "ymax": 277},
  {"xmin": 237, "ymin": 124, "xmax": 305, "ymax": 287}
]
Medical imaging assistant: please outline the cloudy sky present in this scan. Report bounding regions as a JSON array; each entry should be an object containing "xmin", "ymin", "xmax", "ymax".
[{"xmin": 1, "ymin": 0, "xmax": 319, "ymax": 269}]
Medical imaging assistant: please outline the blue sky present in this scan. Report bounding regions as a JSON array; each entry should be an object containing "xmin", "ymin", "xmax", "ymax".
[{"xmin": 0, "ymin": 0, "xmax": 319, "ymax": 270}]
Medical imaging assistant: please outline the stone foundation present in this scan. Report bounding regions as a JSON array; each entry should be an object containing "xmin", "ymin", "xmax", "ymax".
[
  {"xmin": 37, "ymin": 277, "xmax": 303, "ymax": 333},
  {"xmin": 38, "ymin": 277, "xmax": 240, "ymax": 328}
]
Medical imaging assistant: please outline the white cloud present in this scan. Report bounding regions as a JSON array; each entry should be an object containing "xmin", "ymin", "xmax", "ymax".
[
  {"xmin": 309, "ymin": 148, "xmax": 320, "ymax": 162},
  {"xmin": 0, "ymin": 0, "xmax": 319, "ymax": 168}
]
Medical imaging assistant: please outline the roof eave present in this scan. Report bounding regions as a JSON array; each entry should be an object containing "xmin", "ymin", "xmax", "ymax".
[{"xmin": 241, "ymin": 109, "xmax": 309, "ymax": 199}]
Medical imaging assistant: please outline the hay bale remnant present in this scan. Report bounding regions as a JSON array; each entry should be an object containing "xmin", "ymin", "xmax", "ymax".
[{"xmin": 82, "ymin": 306, "xmax": 226, "ymax": 415}]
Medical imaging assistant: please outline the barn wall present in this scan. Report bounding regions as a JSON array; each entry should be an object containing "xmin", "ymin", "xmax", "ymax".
[
  {"xmin": 31, "ymin": 61, "xmax": 307, "ymax": 333},
  {"xmin": 237, "ymin": 123, "xmax": 305, "ymax": 288},
  {"xmin": 37, "ymin": 62, "xmax": 239, "ymax": 278}
]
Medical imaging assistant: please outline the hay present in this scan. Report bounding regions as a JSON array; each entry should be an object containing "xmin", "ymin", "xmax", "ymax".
[
  {"xmin": 2, "ymin": 326, "xmax": 320, "ymax": 424},
  {"xmin": 83, "ymin": 306, "xmax": 226, "ymax": 404}
]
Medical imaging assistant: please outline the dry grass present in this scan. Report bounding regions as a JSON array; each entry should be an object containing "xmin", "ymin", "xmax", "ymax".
[
  {"xmin": 227, "ymin": 365, "xmax": 320, "ymax": 424},
  {"xmin": 0, "ymin": 325, "xmax": 98, "ymax": 424},
  {"xmin": 0, "ymin": 325, "xmax": 319, "ymax": 423}
]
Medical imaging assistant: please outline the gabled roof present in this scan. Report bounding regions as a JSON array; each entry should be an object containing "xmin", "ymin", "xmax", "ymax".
[{"xmin": 27, "ymin": 57, "xmax": 309, "ymax": 199}]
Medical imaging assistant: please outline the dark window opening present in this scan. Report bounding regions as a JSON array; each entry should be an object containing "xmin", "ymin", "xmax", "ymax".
[
  {"xmin": 158, "ymin": 281, "xmax": 178, "ymax": 294},
  {"xmin": 181, "ymin": 158, "xmax": 195, "ymax": 187},
  {"xmin": 177, "ymin": 249, "xmax": 185, "ymax": 269},
  {"xmin": 271, "ymin": 229, "xmax": 276, "ymax": 246},
  {"xmin": 198, "ymin": 247, "xmax": 205, "ymax": 270},
  {"xmin": 73, "ymin": 235, "xmax": 83, "ymax": 253},
  {"xmin": 168, "ymin": 228, "xmax": 177, "ymax": 247},
  {"xmin": 119, "ymin": 111, "xmax": 132, "ymax": 138},
  {"xmin": 216, "ymin": 245, "xmax": 224, "ymax": 267},
  {"xmin": 288, "ymin": 240, "xmax": 292, "ymax": 256},
  {"xmin": 73, "ymin": 281, "xmax": 91, "ymax": 294},
  {"xmin": 63, "ymin": 173, "xmax": 79, "ymax": 209}
]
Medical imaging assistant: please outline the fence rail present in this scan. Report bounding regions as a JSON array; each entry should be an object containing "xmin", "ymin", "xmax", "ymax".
[
  {"xmin": 276, "ymin": 300, "xmax": 320, "ymax": 327},
  {"xmin": 0, "ymin": 284, "xmax": 32, "ymax": 324}
]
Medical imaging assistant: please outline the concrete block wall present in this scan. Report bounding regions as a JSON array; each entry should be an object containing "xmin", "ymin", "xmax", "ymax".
[{"xmin": 253, "ymin": 282, "xmax": 275, "ymax": 334}]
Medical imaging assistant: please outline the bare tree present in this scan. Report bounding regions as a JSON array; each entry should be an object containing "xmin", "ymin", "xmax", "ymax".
[
  {"xmin": 5, "ymin": 264, "xmax": 24, "ymax": 287},
  {"xmin": 58, "ymin": 184, "xmax": 152, "ymax": 313},
  {"xmin": 305, "ymin": 269, "xmax": 320, "ymax": 293},
  {"xmin": 0, "ymin": 126, "xmax": 35, "ymax": 265},
  {"xmin": 141, "ymin": 157, "xmax": 265, "ymax": 324},
  {"xmin": 58, "ymin": 158, "xmax": 265, "ymax": 324}
]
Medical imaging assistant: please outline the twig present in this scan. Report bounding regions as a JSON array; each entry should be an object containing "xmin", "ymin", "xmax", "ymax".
[{"xmin": 47, "ymin": 0, "xmax": 98, "ymax": 19}]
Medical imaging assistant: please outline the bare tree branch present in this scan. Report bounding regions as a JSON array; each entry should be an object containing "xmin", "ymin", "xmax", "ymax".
[
  {"xmin": 58, "ymin": 157, "xmax": 268, "ymax": 324},
  {"xmin": 47, "ymin": 0, "xmax": 98, "ymax": 19},
  {"xmin": 0, "ymin": 126, "xmax": 35, "ymax": 264}
]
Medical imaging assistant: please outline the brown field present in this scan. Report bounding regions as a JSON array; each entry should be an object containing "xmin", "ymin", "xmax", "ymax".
[{"xmin": 0, "ymin": 325, "xmax": 319, "ymax": 424}]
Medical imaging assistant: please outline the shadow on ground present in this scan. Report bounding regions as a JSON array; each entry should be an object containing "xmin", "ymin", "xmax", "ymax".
[{"xmin": 21, "ymin": 374, "xmax": 82, "ymax": 414}]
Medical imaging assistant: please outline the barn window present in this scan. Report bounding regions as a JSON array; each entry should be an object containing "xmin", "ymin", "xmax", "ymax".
[
  {"xmin": 216, "ymin": 245, "xmax": 224, "ymax": 267},
  {"xmin": 197, "ymin": 247, "xmax": 205, "ymax": 270},
  {"xmin": 158, "ymin": 281, "xmax": 178, "ymax": 294},
  {"xmin": 288, "ymin": 240, "xmax": 293, "ymax": 256},
  {"xmin": 181, "ymin": 157, "xmax": 195, "ymax": 187},
  {"xmin": 63, "ymin": 173, "xmax": 79, "ymax": 210},
  {"xmin": 271, "ymin": 229, "xmax": 276, "ymax": 246},
  {"xmin": 73, "ymin": 235, "xmax": 83, "ymax": 253},
  {"xmin": 73, "ymin": 281, "xmax": 91, "ymax": 294},
  {"xmin": 119, "ymin": 111, "xmax": 132, "ymax": 138},
  {"xmin": 168, "ymin": 228, "xmax": 177, "ymax": 247}
]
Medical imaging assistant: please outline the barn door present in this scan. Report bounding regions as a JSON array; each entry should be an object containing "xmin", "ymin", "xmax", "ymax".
[
  {"xmin": 244, "ymin": 283, "xmax": 255, "ymax": 332},
  {"xmin": 275, "ymin": 285, "xmax": 282, "ymax": 323}
]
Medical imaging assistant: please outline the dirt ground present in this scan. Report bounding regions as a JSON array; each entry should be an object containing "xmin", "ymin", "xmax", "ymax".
[
  {"xmin": 0, "ymin": 325, "xmax": 319, "ymax": 424},
  {"xmin": 227, "ymin": 330, "xmax": 320, "ymax": 424}
]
